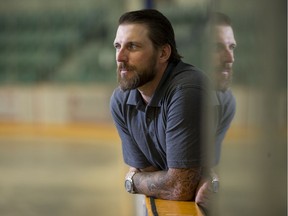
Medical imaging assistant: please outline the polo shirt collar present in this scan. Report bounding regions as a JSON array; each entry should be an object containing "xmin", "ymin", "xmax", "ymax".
[
  {"xmin": 149, "ymin": 60, "xmax": 178, "ymax": 107},
  {"xmin": 126, "ymin": 60, "xmax": 179, "ymax": 108}
]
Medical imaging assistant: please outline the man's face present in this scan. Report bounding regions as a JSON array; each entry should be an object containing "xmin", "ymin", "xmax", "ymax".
[
  {"xmin": 212, "ymin": 25, "xmax": 236, "ymax": 91},
  {"xmin": 113, "ymin": 23, "xmax": 159, "ymax": 91}
]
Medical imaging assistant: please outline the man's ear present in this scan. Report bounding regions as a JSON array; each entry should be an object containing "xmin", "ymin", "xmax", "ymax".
[{"xmin": 159, "ymin": 44, "xmax": 171, "ymax": 63}]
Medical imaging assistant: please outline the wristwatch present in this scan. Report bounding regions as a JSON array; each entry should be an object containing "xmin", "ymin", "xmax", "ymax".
[
  {"xmin": 211, "ymin": 176, "xmax": 219, "ymax": 193},
  {"xmin": 125, "ymin": 171, "xmax": 137, "ymax": 193}
]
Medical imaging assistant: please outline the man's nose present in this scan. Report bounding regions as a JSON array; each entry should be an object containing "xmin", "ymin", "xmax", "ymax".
[
  {"xmin": 223, "ymin": 49, "xmax": 234, "ymax": 63},
  {"xmin": 116, "ymin": 48, "xmax": 128, "ymax": 62}
]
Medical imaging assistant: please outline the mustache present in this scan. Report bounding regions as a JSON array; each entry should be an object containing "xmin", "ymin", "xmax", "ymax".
[
  {"xmin": 118, "ymin": 63, "xmax": 136, "ymax": 71},
  {"xmin": 216, "ymin": 63, "xmax": 233, "ymax": 72}
]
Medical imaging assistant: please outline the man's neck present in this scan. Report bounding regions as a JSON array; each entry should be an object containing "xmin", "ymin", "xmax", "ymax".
[{"xmin": 138, "ymin": 63, "xmax": 168, "ymax": 104}]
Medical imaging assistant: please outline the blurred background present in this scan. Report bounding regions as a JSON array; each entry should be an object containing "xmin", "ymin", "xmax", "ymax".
[{"xmin": 0, "ymin": 0, "xmax": 286, "ymax": 216}]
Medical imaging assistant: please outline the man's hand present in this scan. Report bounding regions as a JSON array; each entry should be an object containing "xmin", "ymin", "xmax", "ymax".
[
  {"xmin": 195, "ymin": 178, "xmax": 212, "ymax": 208},
  {"xmin": 195, "ymin": 171, "xmax": 219, "ymax": 212}
]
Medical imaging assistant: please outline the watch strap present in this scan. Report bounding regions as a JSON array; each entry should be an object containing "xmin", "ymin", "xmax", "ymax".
[{"xmin": 126, "ymin": 171, "xmax": 137, "ymax": 181}]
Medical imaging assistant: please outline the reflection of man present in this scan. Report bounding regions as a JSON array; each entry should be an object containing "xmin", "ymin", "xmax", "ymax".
[
  {"xmin": 212, "ymin": 13, "xmax": 237, "ymax": 92},
  {"xmin": 196, "ymin": 12, "xmax": 237, "ymax": 214},
  {"xmin": 110, "ymin": 9, "xmax": 211, "ymax": 201}
]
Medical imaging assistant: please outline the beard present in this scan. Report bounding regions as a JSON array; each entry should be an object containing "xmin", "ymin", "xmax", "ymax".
[
  {"xmin": 214, "ymin": 63, "xmax": 233, "ymax": 91},
  {"xmin": 117, "ymin": 54, "xmax": 158, "ymax": 91}
]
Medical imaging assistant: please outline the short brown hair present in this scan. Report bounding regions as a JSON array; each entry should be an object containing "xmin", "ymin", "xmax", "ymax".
[{"xmin": 209, "ymin": 12, "xmax": 232, "ymax": 26}]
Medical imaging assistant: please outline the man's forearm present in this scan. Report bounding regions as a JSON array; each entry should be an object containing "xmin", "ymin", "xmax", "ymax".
[{"xmin": 132, "ymin": 167, "xmax": 202, "ymax": 201}]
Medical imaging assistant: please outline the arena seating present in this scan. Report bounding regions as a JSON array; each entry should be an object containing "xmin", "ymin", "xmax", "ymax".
[{"xmin": 0, "ymin": 10, "xmax": 114, "ymax": 83}]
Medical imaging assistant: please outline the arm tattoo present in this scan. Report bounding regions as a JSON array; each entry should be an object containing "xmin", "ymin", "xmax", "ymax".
[{"xmin": 133, "ymin": 167, "xmax": 202, "ymax": 201}]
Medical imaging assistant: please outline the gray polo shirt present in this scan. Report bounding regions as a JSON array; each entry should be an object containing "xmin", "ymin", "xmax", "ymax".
[
  {"xmin": 110, "ymin": 60, "xmax": 211, "ymax": 170},
  {"xmin": 214, "ymin": 89, "xmax": 236, "ymax": 165}
]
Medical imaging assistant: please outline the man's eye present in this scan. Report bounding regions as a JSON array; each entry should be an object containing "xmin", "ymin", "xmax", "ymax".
[
  {"xmin": 114, "ymin": 44, "xmax": 120, "ymax": 49},
  {"xmin": 128, "ymin": 43, "xmax": 138, "ymax": 50},
  {"xmin": 230, "ymin": 44, "xmax": 236, "ymax": 50}
]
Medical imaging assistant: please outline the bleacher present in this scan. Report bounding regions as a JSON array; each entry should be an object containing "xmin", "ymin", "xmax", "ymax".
[{"xmin": 0, "ymin": 10, "xmax": 115, "ymax": 84}]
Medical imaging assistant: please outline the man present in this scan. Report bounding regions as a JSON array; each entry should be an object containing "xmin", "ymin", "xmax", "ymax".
[
  {"xmin": 212, "ymin": 12, "xmax": 237, "ymax": 165},
  {"xmin": 195, "ymin": 12, "xmax": 237, "ymax": 212},
  {"xmin": 110, "ymin": 9, "xmax": 213, "ymax": 201}
]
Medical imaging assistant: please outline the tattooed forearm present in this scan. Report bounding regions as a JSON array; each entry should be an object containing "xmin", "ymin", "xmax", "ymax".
[{"xmin": 133, "ymin": 167, "xmax": 202, "ymax": 201}]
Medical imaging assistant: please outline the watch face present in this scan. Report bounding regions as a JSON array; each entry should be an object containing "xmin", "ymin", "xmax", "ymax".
[
  {"xmin": 212, "ymin": 180, "xmax": 219, "ymax": 193},
  {"xmin": 125, "ymin": 180, "xmax": 132, "ymax": 192}
]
